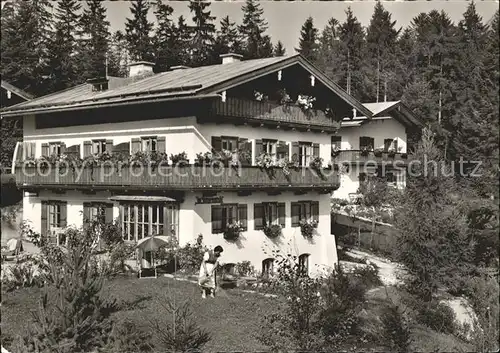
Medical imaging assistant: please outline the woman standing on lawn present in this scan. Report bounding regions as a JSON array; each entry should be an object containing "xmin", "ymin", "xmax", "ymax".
[{"xmin": 198, "ymin": 245, "xmax": 223, "ymax": 299}]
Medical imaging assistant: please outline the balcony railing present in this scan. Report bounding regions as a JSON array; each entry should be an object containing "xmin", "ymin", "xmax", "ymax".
[
  {"xmin": 15, "ymin": 165, "xmax": 340, "ymax": 191},
  {"xmin": 211, "ymin": 97, "xmax": 340, "ymax": 132},
  {"xmin": 333, "ymin": 150, "xmax": 408, "ymax": 164}
]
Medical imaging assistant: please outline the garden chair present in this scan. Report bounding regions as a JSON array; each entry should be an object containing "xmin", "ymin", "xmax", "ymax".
[{"xmin": 1, "ymin": 238, "xmax": 23, "ymax": 261}]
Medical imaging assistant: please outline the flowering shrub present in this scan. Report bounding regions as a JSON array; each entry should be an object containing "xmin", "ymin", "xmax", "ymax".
[
  {"xmin": 235, "ymin": 261, "xmax": 256, "ymax": 277},
  {"xmin": 131, "ymin": 151, "xmax": 150, "ymax": 167},
  {"xmin": 195, "ymin": 152, "xmax": 213, "ymax": 166},
  {"xmin": 299, "ymin": 219, "xmax": 317, "ymax": 238},
  {"xmin": 256, "ymin": 153, "xmax": 275, "ymax": 169},
  {"xmin": 223, "ymin": 221, "xmax": 243, "ymax": 241},
  {"xmin": 309, "ymin": 156, "xmax": 323, "ymax": 171},
  {"xmin": 296, "ymin": 94, "xmax": 316, "ymax": 111},
  {"xmin": 263, "ymin": 224, "xmax": 282, "ymax": 239},
  {"xmin": 149, "ymin": 151, "xmax": 169, "ymax": 166},
  {"xmin": 170, "ymin": 152, "xmax": 188, "ymax": 166}
]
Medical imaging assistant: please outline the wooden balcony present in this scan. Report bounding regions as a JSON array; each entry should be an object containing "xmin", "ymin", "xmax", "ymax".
[
  {"xmin": 333, "ymin": 150, "xmax": 408, "ymax": 165},
  {"xmin": 209, "ymin": 97, "xmax": 341, "ymax": 133},
  {"xmin": 15, "ymin": 165, "xmax": 340, "ymax": 192}
]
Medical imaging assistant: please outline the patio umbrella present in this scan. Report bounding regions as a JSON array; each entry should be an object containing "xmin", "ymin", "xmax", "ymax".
[{"xmin": 136, "ymin": 235, "xmax": 171, "ymax": 252}]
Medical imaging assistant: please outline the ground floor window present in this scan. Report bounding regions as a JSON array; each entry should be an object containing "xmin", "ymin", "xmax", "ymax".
[
  {"xmin": 211, "ymin": 204, "xmax": 248, "ymax": 233},
  {"xmin": 262, "ymin": 258, "xmax": 274, "ymax": 278},
  {"xmin": 83, "ymin": 202, "xmax": 113, "ymax": 225},
  {"xmin": 298, "ymin": 253, "xmax": 310, "ymax": 275},
  {"xmin": 120, "ymin": 203, "xmax": 179, "ymax": 242},
  {"xmin": 41, "ymin": 201, "xmax": 67, "ymax": 238},
  {"xmin": 291, "ymin": 201, "xmax": 319, "ymax": 227},
  {"xmin": 254, "ymin": 202, "xmax": 285, "ymax": 230}
]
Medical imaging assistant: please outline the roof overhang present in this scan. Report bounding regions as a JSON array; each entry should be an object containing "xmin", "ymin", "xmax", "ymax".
[
  {"xmin": 1, "ymin": 80, "xmax": 34, "ymax": 101},
  {"xmin": 109, "ymin": 195, "xmax": 177, "ymax": 202},
  {"xmin": 357, "ymin": 101, "xmax": 423, "ymax": 129}
]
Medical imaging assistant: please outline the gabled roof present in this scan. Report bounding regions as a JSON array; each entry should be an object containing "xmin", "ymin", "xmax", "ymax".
[
  {"xmin": 0, "ymin": 54, "xmax": 373, "ymax": 119},
  {"xmin": 341, "ymin": 100, "xmax": 423, "ymax": 128},
  {"xmin": 1, "ymin": 80, "xmax": 35, "ymax": 101}
]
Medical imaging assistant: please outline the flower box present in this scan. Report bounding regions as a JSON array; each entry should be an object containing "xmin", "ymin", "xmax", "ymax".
[
  {"xmin": 263, "ymin": 224, "xmax": 282, "ymax": 239},
  {"xmin": 299, "ymin": 219, "xmax": 318, "ymax": 238}
]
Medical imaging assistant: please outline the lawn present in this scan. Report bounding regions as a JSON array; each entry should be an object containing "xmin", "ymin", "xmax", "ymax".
[{"xmin": 1, "ymin": 275, "xmax": 278, "ymax": 352}]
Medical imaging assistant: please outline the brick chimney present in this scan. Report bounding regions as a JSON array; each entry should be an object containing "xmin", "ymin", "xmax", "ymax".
[
  {"xmin": 220, "ymin": 53, "xmax": 243, "ymax": 64},
  {"xmin": 128, "ymin": 61, "xmax": 155, "ymax": 77}
]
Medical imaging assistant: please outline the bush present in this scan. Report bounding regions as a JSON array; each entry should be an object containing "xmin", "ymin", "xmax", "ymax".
[
  {"xmin": 350, "ymin": 263, "xmax": 383, "ymax": 289},
  {"xmin": 176, "ymin": 241, "xmax": 207, "ymax": 275},
  {"xmin": 109, "ymin": 242, "xmax": 136, "ymax": 274},
  {"xmin": 263, "ymin": 224, "xmax": 282, "ymax": 238},
  {"xmin": 104, "ymin": 319, "xmax": 154, "ymax": 352},
  {"xmin": 381, "ymin": 303, "xmax": 413, "ymax": 353},
  {"xmin": 416, "ymin": 301, "xmax": 456, "ymax": 334},
  {"xmin": 1, "ymin": 260, "xmax": 43, "ymax": 292},
  {"xmin": 235, "ymin": 261, "xmax": 255, "ymax": 277}
]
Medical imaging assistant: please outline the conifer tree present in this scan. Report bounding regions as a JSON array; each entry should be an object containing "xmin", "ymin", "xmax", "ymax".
[
  {"xmin": 188, "ymin": 0, "xmax": 217, "ymax": 66},
  {"xmin": 47, "ymin": 0, "xmax": 82, "ymax": 91},
  {"xmin": 79, "ymin": 0, "xmax": 110, "ymax": 80},
  {"xmin": 153, "ymin": 0, "xmax": 174, "ymax": 72},
  {"xmin": 213, "ymin": 16, "xmax": 244, "ymax": 60},
  {"xmin": 169, "ymin": 16, "xmax": 193, "ymax": 67},
  {"xmin": 125, "ymin": 0, "xmax": 154, "ymax": 62},
  {"xmin": 239, "ymin": 0, "xmax": 272, "ymax": 59},
  {"xmin": 296, "ymin": 16, "xmax": 319, "ymax": 62},
  {"xmin": 317, "ymin": 18, "xmax": 342, "ymax": 81},
  {"xmin": 273, "ymin": 41, "xmax": 286, "ymax": 57},
  {"xmin": 365, "ymin": 1, "xmax": 400, "ymax": 102},
  {"xmin": 107, "ymin": 31, "xmax": 129, "ymax": 77}
]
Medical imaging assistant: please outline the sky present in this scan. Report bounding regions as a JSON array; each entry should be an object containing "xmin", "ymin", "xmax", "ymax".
[{"xmin": 104, "ymin": 1, "xmax": 499, "ymax": 52}]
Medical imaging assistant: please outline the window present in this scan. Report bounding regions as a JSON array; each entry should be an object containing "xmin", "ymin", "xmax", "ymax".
[
  {"xmin": 299, "ymin": 142, "xmax": 313, "ymax": 166},
  {"xmin": 263, "ymin": 139, "xmax": 277, "ymax": 160},
  {"xmin": 49, "ymin": 142, "xmax": 62, "ymax": 156},
  {"xmin": 262, "ymin": 258, "xmax": 274, "ymax": 277},
  {"xmin": 141, "ymin": 137, "xmax": 157, "ymax": 153},
  {"xmin": 331, "ymin": 136, "xmax": 342, "ymax": 150},
  {"xmin": 211, "ymin": 204, "xmax": 248, "ymax": 233},
  {"xmin": 41, "ymin": 201, "xmax": 67, "ymax": 236},
  {"xmin": 221, "ymin": 136, "xmax": 238, "ymax": 152},
  {"xmin": 291, "ymin": 201, "xmax": 319, "ymax": 227},
  {"xmin": 359, "ymin": 136, "xmax": 374, "ymax": 150},
  {"xmin": 92, "ymin": 140, "xmax": 106, "ymax": 154},
  {"xmin": 254, "ymin": 202, "xmax": 285, "ymax": 230},
  {"xmin": 384, "ymin": 139, "xmax": 398, "ymax": 152},
  {"xmin": 121, "ymin": 203, "xmax": 179, "ymax": 242},
  {"xmin": 298, "ymin": 254, "xmax": 310, "ymax": 275}
]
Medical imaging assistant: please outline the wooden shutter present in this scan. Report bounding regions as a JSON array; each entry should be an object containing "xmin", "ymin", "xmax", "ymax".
[
  {"xmin": 384, "ymin": 139, "xmax": 392, "ymax": 151},
  {"xmin": 105, "ymin": 139, "xmax": 114, "ymax": 153},
  {"xmin": 211, "ymin": 205, "xmax": 222, "ymax": 233},
  {"xmin": 238, "ymin": 138, "xmax": 252, "ymax": 166},
  {"xmin": 277, "ymin": 141, "xmax": 289, "ymax": 160},
  {"xmin": 291, "ymin": 202, "xmax": 300, "ymax": 227},
  {"xmin": 163, "ymin": 206, "xmax": 170, "ymax": 236},
  {"xmin": 14, "ymin": 142, "xmax": 23, "ymax": 161},
  {"xmin": 26, "ymin": 142, "xmax": 36, "ymax": 158},
  {"xmin": 60, "ymin": 202, "xmax": 67, "ymax": 228},
  {"xmin": 60, "ymin": 143, "xmax": 66, "ymax": 155},
  {"xmin": 41, "ymin": 201, "xmax": 48, "ymax": 236},
  {"xmin": 255, "ymin": 139, "xmax": 263, "ymax": 155},
  {"xmin": 41, "ymin": 143, "xmax": 49, "ymax": 157},
  {"xmin": 211, "ymin": 136, "xmax": 221, "ymax": 153},
  {"xmin": 311, "ymin": 201, "xmax": 319, "ymax": 226},
  {"xmin": 254, "ymin": 203, "xmax": 264, "ymax": 230},
  {"xmin": 313, "ymin": 143, "xmax": 320, "ymax": 157},
  {"xmin": 105, "ymin": 203, "xmax": 113, "ymax": 223},
  {"xmin": 131, "ymin": 138, "xmax": 141, "ymax": 154},
  {"xmin": 157, "ymin": 136, "xmax": 166, "ymax": 153},
  {"xmin": 393, "ymin": 139, "xmax": 398, "ymax": 152},
  {"xmin": 238, "ymin": 204, "xmax": 248, "ymax": 231},
  {"xmin": 278, "ymin": 203, "xmax": 286, "ymax": 228},
  {"xmin": 119, "ymin": 204, "xmax": 125, "ymax": 238},
  {"xmin": 291, "ymin": 142, "xmax": 300, "ymax": 162},
  {"xmin": 83, "ymin": 141, "xmax": 92, "ymax": 157},
  {"xmin": 83, "ymin": 202, "xmax": 91, "ymax": 227}
]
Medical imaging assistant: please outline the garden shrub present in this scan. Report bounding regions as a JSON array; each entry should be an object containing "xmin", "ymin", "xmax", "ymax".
[
  {"xmin": 235, "ymin": 260, "xmax": 255, "ymax": 277},
  {"xmin": 1, "ymin": 260, "xmax": 43, "ymax": 292},
  {"xmin": 380, "ymin": 303, "xmax": 413, "ymax": 353},
  {"xmin": 104, "ymin": 319, "xmax": 154, "ymax": 352},
  {"xmin": 416, "ymin": 301, "xmax": 457, "ymax": 334},
  {"xmin": 350, "ymin": 263, "xmax": 383, "ymax": 289}
]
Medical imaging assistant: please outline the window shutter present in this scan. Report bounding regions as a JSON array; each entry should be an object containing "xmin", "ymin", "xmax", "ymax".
[
  {"xmin": 119, "ymin": 204, "xmax": 125, "ymax": 238},
  {"xmin": 105, "ymin": 140, "xmax": 114, "ymax": 153},
  {"xmin": 254, "ymin": 203, "xmax": 264, "ymax": 230},
  {"xmin": 105, "ymin": 203, "xmax": 113, "ymax": 223},
  {"xmin": 163, "ymin": 206, "xmax": 170, "ymax": 236},
  {"xmin": 311, "ymin": 201, "xmax": 319, "ymax": 226},
  {"xmin": 211, "ymin": 136, "xmax": 222, "ymax": 153},
  {"xmin": 238, "ymin": 204, "xmax": 248, "ymax": 231},
  {"xmin": 278, "ymin": 203, "xmax": 286, "ymax": 228},
  {"xmin": 41, "ymin": 201, "xmax": 48, "ymax": 236},
  {"xmin": 83, "ymin": 202, "xmax": 91, "ymax": 227},
  {"xmin": 291, "ymin": 202, "xmax": 300, "ymax": 227},
  {"xmin": 131, "ymin": 138, "xmax": 141, "ymax": 154},
  {"xmin": 41, "ymin": 143, "xmax": 49, "ymax": 157},
  {"xmin": 393, "ymin": 139, "xmax": 398, "ymax": 152},
  {"xmin": 157, "ymin": 136, "xmax": 166, "ymax": 153},
  {"xmin": 60, "ymin": 202, "xmax": 67, "ymax": 228},
  {"xmin": 60, "ymin": 143, "xmax": 66, "ymax": 155},
  {"xmin": 15, "ymin": 142, "xmax": 23, "ymax": 161},
  {"xmin": 255, "ymin": 139, "xmax": 263, "ymax": 155},
  {"xmin": 313, "ymin": 143, "xmax": 320, "ymax": 157},
  {"xmin": 28, "ymin": 142, "xmax": 36, "ymax": 158},
  {"xmin": 384, "ymin": 139, "xmax": 392, "ymax": 151},
  {"xmin": 291, "ymin": 142, "xmax": 300, "ymax": 163},
  {"xmin": 369, "ymin": 138, "xmax": 375, "ymax": 149},
  {"xmin": 83, "ymin": 141, "xmax": 92, "ymax": 157},
  {"xmin": 238, "ymin": 138, "xmax": 252, "ymax": 166},
  {"xmin": 211, "ymin": 205, "xmax": 222, "ymax": 233},
  {"xmin": 277, "ymin": 141, "xmax": 289, "ymax": 160}
]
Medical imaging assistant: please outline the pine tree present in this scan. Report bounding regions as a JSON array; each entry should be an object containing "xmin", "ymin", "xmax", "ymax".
[
  {"xmin": 338, "ymin": 7, "xmax": 366, "ymax": 100},
  {"xmin": 47, "ymin": 0, "xmax": 82, "ymax": 91},
  {"xmin": 153, "ymin": 0, "xmax": 174, "ymax": 72},
  {"xmin": 213, "ymin": 16, "xmax": 244, "ymax": 60},
  {"xmin": 239, "ymin": 0, "xmax": 272, "ymax": 59},
  {"xmin": 0, "ymin": 0, "xmax": 53, "ymax": 96},
  {"xmin": 296, "ymin": 16, "xmax": 319, "ymax": 62},
  {"xmin": 188, "ymin": 0, "xmax": 217, "ymax": 66},
  {"xmin": 79, "ymin": 0, "xmax": 110, "ymax": 80},
  {"xmin": 317, "ymin": 18, "xmax": 342, "ymax": 82},
  {"xmin": 108, "ymin": 31, "xmax": 129, "ymax": 77},
  {"xmin": 168, "ymin": 16, "xmax": 193, "ymax": 67},
  {"xmin": 365, "ymin": 1, "xmax": 401, "ymax": 102},
  {"xmin": 273, "ymin": 41, "xmax": 286, "ymax": 57},
  {"xmin": 125, "ymin": 0, "xmax": 154, "ymax": 62}
]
